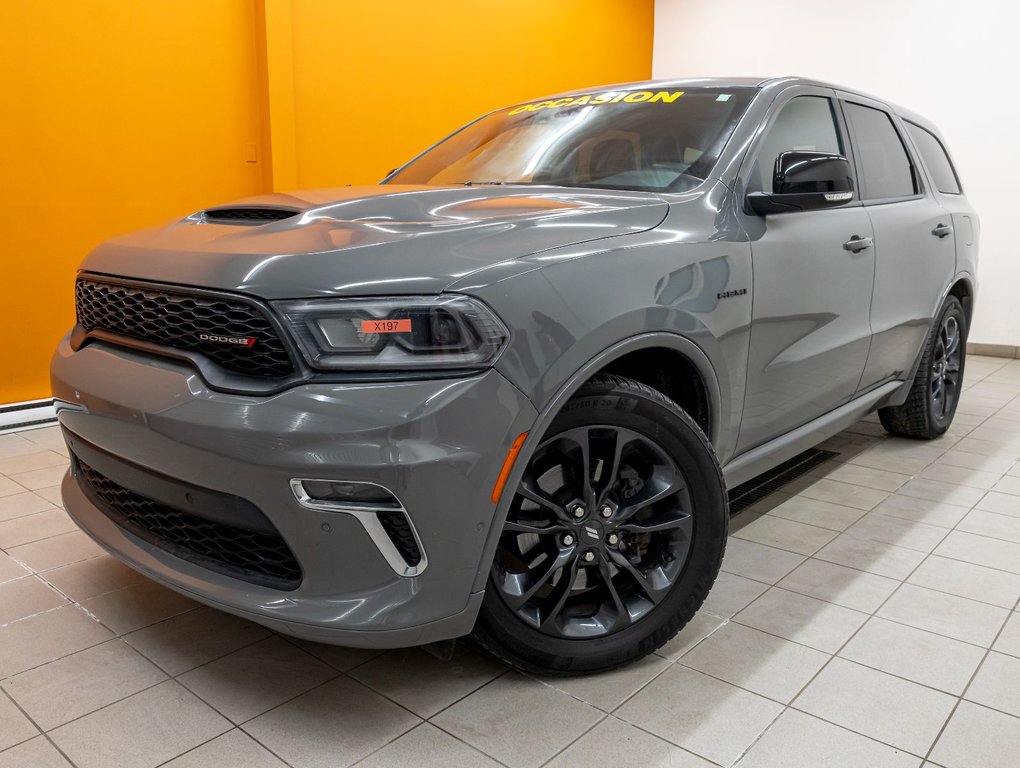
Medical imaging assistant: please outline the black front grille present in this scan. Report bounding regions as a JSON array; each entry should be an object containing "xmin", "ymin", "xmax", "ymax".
[
  {"xmin": 75, "ymin": 278, "xmax": 295, "ymax": 378},
  {"xmin": 203, "ymin": 207, "xmax": 300, "ymax": 224},
  {"xmin": 74, "ymin": 457, "xmax": 302, "ymax": 590}
]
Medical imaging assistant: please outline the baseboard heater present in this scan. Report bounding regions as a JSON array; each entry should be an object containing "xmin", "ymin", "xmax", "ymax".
[{"xmin": 0, "ymin": 399, "xmax": 58, "ymax": 433}]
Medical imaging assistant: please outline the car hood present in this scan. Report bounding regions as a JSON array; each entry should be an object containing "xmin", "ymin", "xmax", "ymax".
[{"xmin": 81, "ymin": 185, "xmax": 669, "ymax": 298}]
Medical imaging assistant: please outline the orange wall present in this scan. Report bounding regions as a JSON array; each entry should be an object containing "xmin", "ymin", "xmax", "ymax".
[
  {"xmin": 287, "ymin": 0, "xmax": 656, "ymax": 187},
  {"xmin": 0, "ymin": 1, "xmax": 266, "ymax": 403},
  {"xmin": 0, "ymin": 0, "xmax": 653, "ymax": 403}
]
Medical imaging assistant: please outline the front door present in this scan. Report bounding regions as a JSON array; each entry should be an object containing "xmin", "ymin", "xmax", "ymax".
[{"xmin": 736, "ymin": 90, "xmax": 875, "ymax": 452}]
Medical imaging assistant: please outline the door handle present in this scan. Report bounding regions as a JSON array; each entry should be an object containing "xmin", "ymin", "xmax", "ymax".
[
  {"xmin": 843, "ymin": 235, "xmax": 873, "ymax": 253},
  {"xmin": 932, "ymin": 223, "xmax": 954, "ymax": 238}
]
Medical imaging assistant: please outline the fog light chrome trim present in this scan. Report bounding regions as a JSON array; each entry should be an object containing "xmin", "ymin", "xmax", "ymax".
[{"xmin": 290, "ymin": 479, "xmax": 428, "ymax": 577}]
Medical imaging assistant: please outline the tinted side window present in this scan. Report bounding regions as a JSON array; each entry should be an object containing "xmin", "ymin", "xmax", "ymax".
[
  {"xmin": 754, "ymin": 96, "xmax": 841, "ymax": 192},
  {"xmin": 844, "ymin": 103, "xmax": 917, "ymax": 200},
  {"xmin": 906, "ymin": 122, "xmax": 961, "ymax": 194}
]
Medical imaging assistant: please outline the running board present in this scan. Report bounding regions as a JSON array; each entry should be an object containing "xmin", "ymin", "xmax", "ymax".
[{"xmin": 722, "ymin": 381, "xmax": 900, "ymax": 488}]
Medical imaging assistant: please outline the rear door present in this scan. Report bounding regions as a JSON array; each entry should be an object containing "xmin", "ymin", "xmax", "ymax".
[
  {"xmin": 840, "ymin": 94, "xmax": 957, "ymax": 390},
  {"xmin": 736, "ymin": 87, "xmax": 876, "ymax": 452},
  {"xmin": 903, "ymin": 120, "xmax": 977, "ymax": 296}
]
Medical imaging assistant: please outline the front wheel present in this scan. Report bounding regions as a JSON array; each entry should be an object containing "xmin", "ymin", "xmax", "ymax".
[{"xmin": 474, "ymin": 374, "xmax": 728, "ymax": 675}]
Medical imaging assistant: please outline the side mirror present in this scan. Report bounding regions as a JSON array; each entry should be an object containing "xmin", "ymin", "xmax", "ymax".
[{"xmin": 747, "ymin": 151, "xmax": 855, "ymax": 215}]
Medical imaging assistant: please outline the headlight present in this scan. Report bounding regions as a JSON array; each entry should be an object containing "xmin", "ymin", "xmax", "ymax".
[{"xmin": 273, "ymin": 295, "xmax": 509, "ymax": 371}]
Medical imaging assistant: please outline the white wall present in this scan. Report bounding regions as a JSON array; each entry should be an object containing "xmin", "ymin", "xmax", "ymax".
[{"xmin": 654, "ymin": 0, "xmax": 1020, "ymax": 346}]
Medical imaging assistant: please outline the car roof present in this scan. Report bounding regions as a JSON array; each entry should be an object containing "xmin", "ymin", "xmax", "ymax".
[
  {"xmin": 515, "ymin": 76, "xmax": 940, "ymax": 136},
  {"xmin": 531, "ymin": 75, "xmax": 880, "ymax": 100}
]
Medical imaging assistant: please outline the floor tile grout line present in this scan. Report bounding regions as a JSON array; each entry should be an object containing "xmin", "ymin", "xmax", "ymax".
[
  {"xmin": 920, "ymin": 592, "xmax": 1020, "ymax": 765},
  {"xmin": 777, "ymin": 523, "xmax": 958, "ymax": 754},
  {"xmin": 725, "ymin": 545, "xmax": 1018, "ymax": 628},
  {"xmin": 0, "ymin": 684, "xmax": 83, "ymax": 768},
  {"xmin": 188, "ymin": 637, "xmax": 352, "ymax": 727},
  {"xmin": 212, "ymin": 671, "xmax": 377, "ymax": 765},
  {"xmin": 591, "ymin": 709, "xmax": 731, "ymax": 768},
  {"xmin": 777, "ymin": 465, "xmax": 1010, "ymax": 759},
  {"xmin": 726, "ymin": 710, "xmax": 786, "ymax": 766},
  {"xmin": 0, "ymin": 539, "xmax": 100, "ymax": 575},
  {"xmin": 272, "ymin": 631, "xmax": 515, "ymax": 725},
  {"xmin": 666, "ymin": 606, "xmax": 1007, "ymax": 710},
  {"xmin": 911, "ymin": 507, "xmax": 1020, "ymax": 545},
  {"xmin": 42, "ymin": 676, "xmax": 171, "ymax": 739},
  {"xmin": 904, "ymin": 548, "xmax": 1020, "ymax": 603},
  {"xmin": 0, "ymin": 599, "xmax": 115, "ymax": 668},
  {"xmin": 784, "ymin": 701, "xmax": 948, "ymax": 762},
  {"xmin": 418, "ymin": 669, "xmax": 561, "ymax": 767},
  {"xmin": 351, "ymin": 718, "xmax": 517, "ymax": 768},
  {"xmin": 149, "ymin": 725, "xmax": 298, "ymax": 768},
  {"xmin": 422, "ymin": 666, "xmax": 513, "ymax": 724},
  {"xmin": 560, "ymin": 710, "xmax": 733, "ymax": 768},
  {"xmin": 273, "ymin": 631, "xmax": 383, "ymax": 676},
  {"xmin": 2, "ymin": 607, "xmax": 266, "ymax": 722},
  {"xmin": 274, "ymin": 630, "xmax": 515, "ymax": 729},
  {"xmin": 26, "ymin": 561, "xmax": 134, "ymax": 627},
  {"xmin": 531, "ymin": 713, "xmax": 610, "ymax": 768},
  {"xmin": 905, "ymin": 550, "xmax": 1020, "ymax": 603},
  {"xmin": 2, "ymin": 645, "xmax": 175, "ymax": 733},
  {"xmin": 526, "ymin": 641, "xmax": 693, "ymax": 720},
  {"xmin": 831, "ymin": 610, "xmax": 998, "ymax": 653},
  {"xmin": 140, "ymin": 619, "xmax": 271, "ymax": 678}
]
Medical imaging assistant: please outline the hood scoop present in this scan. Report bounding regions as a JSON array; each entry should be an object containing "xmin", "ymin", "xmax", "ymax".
[{"xmin": 201, "ymin": 206, "xmax": 302, "ymax": 225}]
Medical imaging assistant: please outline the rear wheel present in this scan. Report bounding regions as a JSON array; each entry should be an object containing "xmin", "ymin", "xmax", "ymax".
[
  {"xmin": 474, "ymin": 374, "xmax": 727, "ymax": 675},
  {"xmin": 879, "ymin": 296, "xmax": 966, "ymax": 439}
]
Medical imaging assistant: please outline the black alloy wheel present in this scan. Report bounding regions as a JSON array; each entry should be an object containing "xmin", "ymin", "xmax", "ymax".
[
  {"xmin": 931, "ymin": 312, "xmax": 962, "ymax": 424},
  {"xmin": 475, "ymin": 374, "xmax": 728, "ymax": 675},
  {"xmin": 493, "ymin": 425, "xmax": 693, "ymax": 639}
]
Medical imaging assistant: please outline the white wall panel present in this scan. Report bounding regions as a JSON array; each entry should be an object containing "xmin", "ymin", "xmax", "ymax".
[{"xmin": 654, "ymin": 0, "xmax": 1020, "ymax": 345}]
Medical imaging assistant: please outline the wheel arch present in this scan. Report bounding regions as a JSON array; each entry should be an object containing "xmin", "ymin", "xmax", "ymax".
[
  {"xmin": 886, "ymin": 275, "xmax": 974, "ymax": 410},
  {"xmin": 599, "ymin": 347, "xmax": 713, "ymax": 439},
  {"xmin": 470, "ymin": 332, "xmax": 722, "ymax": 593},
  {"xmin": 947, "ymin": 274, "xmax": 975, "ymax": 330}
]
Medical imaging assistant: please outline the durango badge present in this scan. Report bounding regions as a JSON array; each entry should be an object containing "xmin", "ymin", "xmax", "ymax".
[{"xmin": 198, "ymin": 333, "xmax": 257, "ymax": 347}]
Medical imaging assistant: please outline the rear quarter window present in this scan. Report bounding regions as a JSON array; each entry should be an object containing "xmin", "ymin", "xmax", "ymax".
[
  {"xmin": 843, "ymin": 102, "xmax": 918, "ymax": 201},
  {"xmin": 906, "ymin": 122, "xmax": 962, "ymax": 195}
]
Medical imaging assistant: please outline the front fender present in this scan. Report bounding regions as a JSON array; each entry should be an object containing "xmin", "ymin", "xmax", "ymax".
[
  {"xmin": 468, "ymin": 330, "xmax": 725, "ymax": 594},
  {"xmin": 480, "ymin": 235, "xmax": 752, "ymax": 457}
]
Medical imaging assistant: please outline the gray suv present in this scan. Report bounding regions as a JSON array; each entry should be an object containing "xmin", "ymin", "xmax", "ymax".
[{"xmin": 52, "ymin": 77, "xmax": 978, "ymax": 674}]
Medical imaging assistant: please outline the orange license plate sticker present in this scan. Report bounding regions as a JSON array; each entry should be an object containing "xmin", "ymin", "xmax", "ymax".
[{"xmin": 361, "ymin": 318, "xmax": 411, "ymax": 334}]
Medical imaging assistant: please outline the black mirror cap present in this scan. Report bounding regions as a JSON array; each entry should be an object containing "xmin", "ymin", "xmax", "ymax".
[{"xmin": 747, "ymin": 151, "xmax": 855, "ymax": 215}]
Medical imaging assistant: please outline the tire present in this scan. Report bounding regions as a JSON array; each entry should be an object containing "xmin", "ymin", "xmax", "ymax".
[
  {"xmin": 879, "ymin": 296, "xmax": 966, "ymax": 440},
  {"xmin": 474, "ymin": 373, "xmax": 728, "ymax": 675}
]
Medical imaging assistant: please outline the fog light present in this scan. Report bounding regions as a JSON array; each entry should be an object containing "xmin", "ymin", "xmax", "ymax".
[
  {"xmin": 290, "ymin": 478, "xmax": 427, "ymax": 577},
  {"xmin": 296, "ymin": 479, "xmax": 400, "ymax": 509}
]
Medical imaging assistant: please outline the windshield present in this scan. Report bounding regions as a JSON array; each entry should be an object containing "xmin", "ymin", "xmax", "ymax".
[{"xmin": 387, "ymin": 87, "xmax": 755, "ymax": 193}]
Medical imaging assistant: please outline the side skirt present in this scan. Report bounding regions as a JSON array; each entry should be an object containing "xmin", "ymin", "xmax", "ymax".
[{"xmin": 721, "ymin": 381, "xmax": 901, "ymax": 488}]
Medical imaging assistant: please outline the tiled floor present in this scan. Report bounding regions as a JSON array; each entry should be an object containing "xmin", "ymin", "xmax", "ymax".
[{"xmin": 2, "ymin": 356, "xmax": 1020, "ymax": 768}]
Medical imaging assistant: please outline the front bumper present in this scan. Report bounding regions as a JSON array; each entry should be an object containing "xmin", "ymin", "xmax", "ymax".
[{"xmin": 51, "ymin": 337, "xmax": 537, "ymax": 647}]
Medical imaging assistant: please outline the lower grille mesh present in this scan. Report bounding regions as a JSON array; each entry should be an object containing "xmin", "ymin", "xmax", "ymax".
[
  {"xmin": 74, "ymin": 457, "xmax": 302, "ymax": 590},
  {"xmin": 376, "ymin": 511, "xmax": 422, "ymax": 567}
]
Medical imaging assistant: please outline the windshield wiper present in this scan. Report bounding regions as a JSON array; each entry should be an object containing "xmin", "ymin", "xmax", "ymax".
[{"xmin": 461, "ymin": 180, "xmax": 534, "ymax": 186}]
